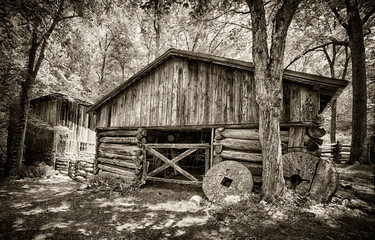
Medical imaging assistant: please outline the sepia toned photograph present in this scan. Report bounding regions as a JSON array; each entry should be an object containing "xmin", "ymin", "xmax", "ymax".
[{"xmin": 0, "ymin": 0, "xmax": 374, "ymax": 239}]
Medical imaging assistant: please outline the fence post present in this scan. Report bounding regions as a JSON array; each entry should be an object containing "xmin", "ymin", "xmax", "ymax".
[{"xmin": 333, "ymin": 141, "xmax": 340, "ymax": 163}]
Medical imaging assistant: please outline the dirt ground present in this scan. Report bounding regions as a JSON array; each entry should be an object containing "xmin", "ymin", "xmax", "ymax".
[{"xmin": 0, "ymin": 164, "xmax": 374, "ymax": 240}]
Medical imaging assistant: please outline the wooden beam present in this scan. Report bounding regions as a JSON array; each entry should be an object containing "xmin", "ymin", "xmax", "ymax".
[
  {"xmin": 144, "ymin": 143, "xmax": 209, "ymax": 149},
  {"xmin": 99, "ymin": 137, "xmax": 138, "ymax": 144},
  {"xmin": 97, "ymin": 157, "xmax": 140, "ymax": 170},
  {"xmin": 210, "ymin": 128, "xmax": 214, "ymax": 168},
  {"xmin": 146, "ymin": 176, "xmax": 202, "ymax": 186}
]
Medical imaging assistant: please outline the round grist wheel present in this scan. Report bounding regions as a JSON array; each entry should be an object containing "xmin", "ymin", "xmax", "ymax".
[
  {"xmin": 282, "ymin": 152, "xmax": 338, "ymax": 203},
  {"xmin": 202, "ymin": 161, "xmax": 253, "ymax": 204}
]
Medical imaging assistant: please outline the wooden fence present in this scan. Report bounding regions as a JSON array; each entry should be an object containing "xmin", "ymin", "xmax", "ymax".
[{"xmin": 321, "ymin": 141, "xmax": 350, "ymax": 163}]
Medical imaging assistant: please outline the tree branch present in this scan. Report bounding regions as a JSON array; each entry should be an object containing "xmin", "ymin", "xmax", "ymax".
[
  {"xmin": 362, "ymin": 6, "xmax": 375, "ymax": 24},
  {"xmin": 331, "ymin": 7, "xmax": 349, "ymax": 31},
  {"xmin": 286, "ymin": 40, "xmax": 348, "ymax": 69},
  {"xmin": 32, "ymin": 0, "xmax": 65, "ymax": 77}
]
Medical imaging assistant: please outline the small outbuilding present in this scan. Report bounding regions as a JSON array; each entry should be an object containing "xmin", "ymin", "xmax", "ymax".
[
  {"xmin": 88, "ymin": 49, "xmax": 348, "ymax": 188},
  {"xmin": 25, "ymin": 93, "xmax": 96, "ymax": 179}
]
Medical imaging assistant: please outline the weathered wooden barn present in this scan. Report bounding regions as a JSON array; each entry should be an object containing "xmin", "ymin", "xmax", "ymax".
[
  {"xmin": 88, "ymin": 48, "xmax": 348, "ymax": 186},
  {"xmin": 25, "ymin": 93, "xmax": 96, "ymax": 179}
]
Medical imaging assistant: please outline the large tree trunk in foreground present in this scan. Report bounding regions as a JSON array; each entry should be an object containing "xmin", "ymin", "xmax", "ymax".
[
  {"xmin": 345, "ymin": 1, "xmax": 367, "ymax": 164},
  {"xmin": 247, "ymin": 0, "xmax": 301, "ymax": 201}
]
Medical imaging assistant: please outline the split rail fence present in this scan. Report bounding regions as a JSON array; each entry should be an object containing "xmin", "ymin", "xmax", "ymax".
[{"xmin": 321, "ymin": 141, "xmax": 350, "ymax": 163}]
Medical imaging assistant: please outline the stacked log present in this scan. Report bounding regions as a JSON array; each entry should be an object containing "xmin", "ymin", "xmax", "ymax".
[
  {"xmin": 94, "ymin": 128, "xmax": 145, "ymax": 183},
  {"xmin": 212, "ymin": 129, "xmax": 254, "ymax": 183},
  {"xmin": 68, "ymin": 157, "xmax": 95, "ymax": 182},
  {"xmin": 54, "ymin": 155, "xmax": 70, "ymax": 173}
]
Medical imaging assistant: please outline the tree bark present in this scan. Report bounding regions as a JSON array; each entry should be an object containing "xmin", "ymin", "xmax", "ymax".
[
  {"xmin": 247, "ymin": 0, "xmax": 301, "ymax": 201},
  {"xmin": 345, "ymin": 0, "xmax": 367, "ymax": 164}
]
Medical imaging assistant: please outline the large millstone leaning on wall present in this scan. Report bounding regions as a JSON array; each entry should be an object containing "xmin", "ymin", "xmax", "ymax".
[
  {"xmin": 202, "ymin": 161, "xmax": 254, "ymax": 204},
  {"xmin": 283, "ymin": 152, "xmax": 339, "ymax": 203}
]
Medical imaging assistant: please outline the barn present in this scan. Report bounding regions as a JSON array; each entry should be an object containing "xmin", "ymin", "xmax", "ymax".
[
  {"xmin": 88, "ymin": 48, "xmax": 348, "ymax": 187},
  {"xmin": 24, "ymin": 93, "xmax": 96, "ymax": 179}
]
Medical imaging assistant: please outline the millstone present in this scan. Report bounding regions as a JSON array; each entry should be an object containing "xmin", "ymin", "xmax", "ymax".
[
  {"xmin": 202, "ymin": 161, "xmax": 253, "ymax": 204},
  {"xmin": 282, "ymin": 152, "xmax": 338, "ymax": 203}
]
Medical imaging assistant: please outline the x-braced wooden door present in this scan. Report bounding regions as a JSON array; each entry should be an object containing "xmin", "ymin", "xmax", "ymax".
[{"xmin": 142, "ymin": 143, "xmax": 210, "ymax": 185}]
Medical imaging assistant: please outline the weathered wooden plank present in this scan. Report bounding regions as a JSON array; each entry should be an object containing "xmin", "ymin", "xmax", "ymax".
[
  {"xmin": 171, "ymin": 59, "xmax": 178, "ymax": 125},
  {"xmin": 198, "ymin": 62, "xmax": 205, "ymax": 124},
  {"xmin": 178, "ymin": 60, "xmax": 187, "ymax": 125},
  {"xmin": 97, "ymin": 130, "xmax": 139, "ymax": 138},
  {"xmin": 144, "ymin": 143, "xmax": 209, "ymax": 149},
  {"xmin": 218, "ymin": 128, "xmax": 259, "ymax": 140},
  {"xmin": 99, "ymin": 137, "xmax": 138, "ymax": 144},
  {"xmin": 98, "ymin": 164, "xmax": 137, "ymax": 178},
  {"xmin": 290, "ymin": 84, "xmax": 301, "ymax": 122},
  {"xmin": 166, "ymin": 60, "xmax": 173, "ymax": 126},
  {"xmin": 233, "ymin": 70, "xmax": 240, "ymax": 123},
  {"xmin": 144, "ymin": 75, "xmax": 151, "ymax": 126},
  {"xmin": 288, "ymin": 127, "xmax": 306, "ymax": 148},
  {"xmin": 214, "ymin": 138, "xmax": 261, "ymax": 152},
  {"xmin": 191, "ymin": 61, "xmax": 199, "ymax": 125},
  {"xmin": 160, "ymin": 63, "xmax": 166, "ymax": 126},
  {"xmin": 242, "ymin": 71, "xmax": 249, "ymax": 123},
  {"xmin": 97, "ymin": 157, "xmax": 139, "ymax": 170},
  {"xmin": 220, "ymin": 150, "xmax": 263, "ymax": 162},
  {"xmin": 250, "ymin": 73, "xmax": 258, "ymax": 123},
  {"xmin": 98, "ymin": 150, "xmax": 141, "ymax": 164},
  {"xmin": 99, "ymin": 143, "xmax": 140, "ymax": 151},
  {"xmin": 99, "ymin": 170, "xmax": 136, "ymax": 181},
  {"xmin": 137, "ymin": 81, "xmax": 142, "ymax": 126},
  {"xmin": 146, "ymin": 176, "xmax": 202, "ymax": 185},
  {"xmin": 205, "ymin": 62, "xmax": 212, "ymax": 124},
  {"xmin": 149, "ymin": 71, "xmax": 155, "ymax": 125},
  {"xmin": 154, "ymin": 66, "xmax": 160, "ymax": 126}
]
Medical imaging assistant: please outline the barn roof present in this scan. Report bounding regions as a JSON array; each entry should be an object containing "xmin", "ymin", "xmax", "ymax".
[
  {"xmin": 89, "ymin": 48, "xmax": 348, "ymax": 112},
  {"xmin": 30, "ymin": 92, "xmax": 92, "ymax": 107}
]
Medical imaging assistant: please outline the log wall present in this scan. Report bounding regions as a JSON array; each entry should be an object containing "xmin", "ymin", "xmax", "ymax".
[
  {"xmin": 94, "ymin": 128, "xmax": 145, "ymax": 183},
  {"xmin": 212, "ymin": 127, "xmax": 325, "ymax": 183}
]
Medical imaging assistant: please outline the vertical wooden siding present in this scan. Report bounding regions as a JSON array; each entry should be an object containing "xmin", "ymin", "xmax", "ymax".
[
  {"xmin": 281, "ymin": 82, "xmax": 320, "ymax": 123},
  {"xmin": 31, "ymin": 100, "xmax": 96, "ymax": 145},
  {"xmin": 97, "ymin": 58, "xmax": 258, "ymax": 128},
  {"xmin": 96, "ymin": 57, "xmax": 320, "ymax": 128}
]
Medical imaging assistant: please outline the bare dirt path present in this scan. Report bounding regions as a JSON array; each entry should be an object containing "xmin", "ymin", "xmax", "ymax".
[{"xmin": 0, "ymin": 164, "xmax": 374, "ymax": 240}]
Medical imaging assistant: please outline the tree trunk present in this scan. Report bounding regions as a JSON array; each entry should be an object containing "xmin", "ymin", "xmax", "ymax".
[
  {"xmin": 345, "ymin": 1, "xmax": 367, "ymax": 164},
  {"xmin": 14, "ymin": 81, "xmax": 32, "ymax": 172},
  {"xmin": 10, "ymin": 5, "xmax": 61, "ymax": 174},
  {"xmin": 12, "ymin": 24, "xmax": 40, "ymax": 173},
  {"xmin": 247, "ymin": 0, "xmax": 301, "ymax": 201}
]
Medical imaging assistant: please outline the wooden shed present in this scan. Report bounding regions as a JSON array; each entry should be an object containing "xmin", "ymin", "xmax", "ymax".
[
  {"xmin": 25, "ymin": 93, "xmax": 96, "ymax": 179},
  {"xmin": 89, "ymin": 48, "xmax": 348, "ymax": 186}
]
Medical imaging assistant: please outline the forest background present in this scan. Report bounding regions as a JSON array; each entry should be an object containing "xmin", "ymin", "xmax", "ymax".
[{"xmin": 0, "ymin": 0, "xmax": 374, "ymax": 174}]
